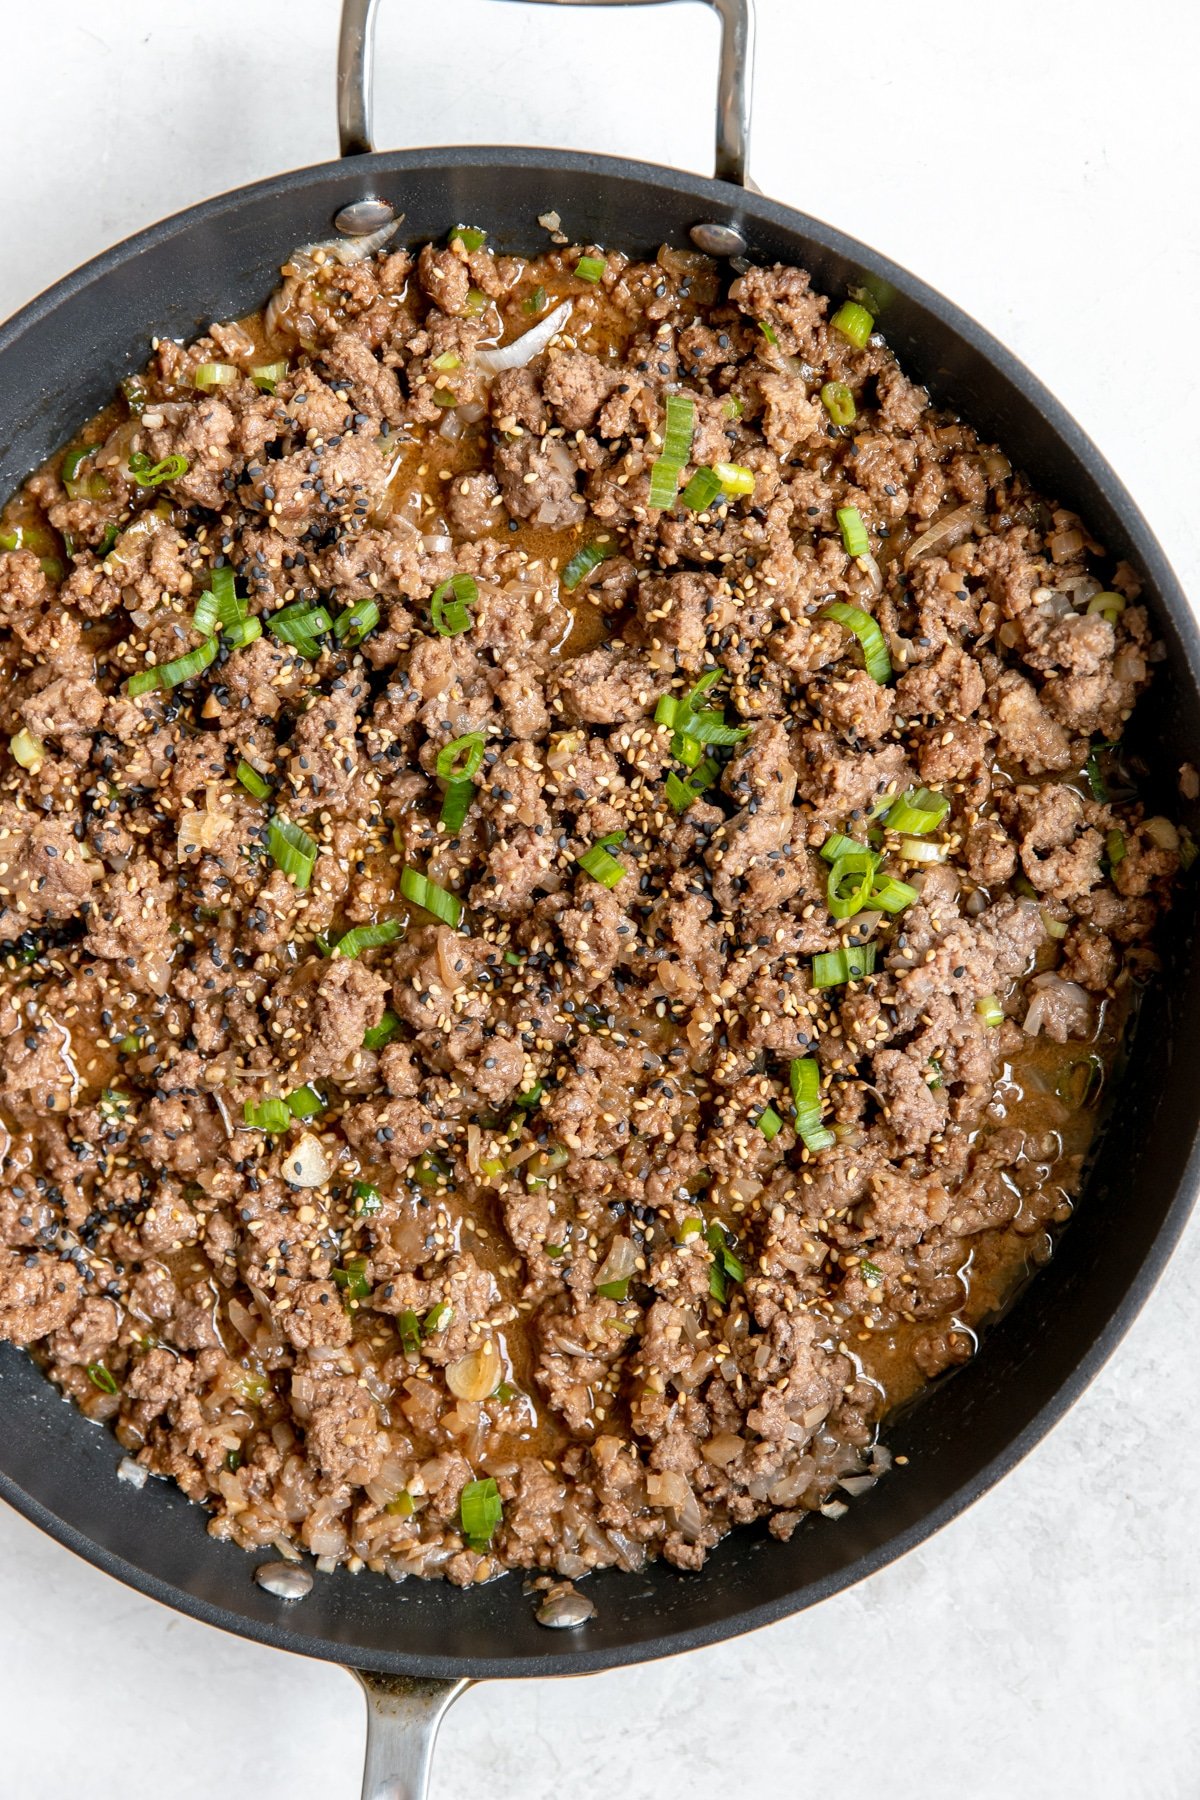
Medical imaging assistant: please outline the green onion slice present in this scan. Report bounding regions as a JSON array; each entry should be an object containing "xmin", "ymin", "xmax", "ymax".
[
  {"xmin": 251, "ymin": 361, "xmax": 288, "ymax": 392},
  {"xmin": 127, "ymin": 451, "xmax": 189, "ymax": 487},
  {"xmin": 397, "ymin": 1308, "xmax": 423, "ymax": 1355},
  {"xmin": 869, "ymin": 872, "xmax": 919, "ymax": 914},
  {"xmin": 575, "ymin": 254, "xmax": 605, "ymax": 283},
  {"xmin": 1105, "ymin": 827, "xmax": 1126, "ymax": 869},
  {"xmin": 976, "ymin": 994, "xmax": 1003, "ymax": 1028},
  {"xmin": 436, "ymin": 733, "xmax": 485, "ymax": 782},
  {"xmin": 400, "ymin": 866, "xmax": 464, "ymax": 928},
  {"xmin": 790, "ymin": 1057, "xmax": 835, "ymax": 1152},
  {"xmin": 87, "ymin": 1362, "xmax": 119, "ymax": 1394},
  {"xmin": 705, "ymin": 1223, "xmax": 744, "ymax": 1303},
  {"xmin": 194, "ymin": 566, "xmax": 245, "ymax": 636},
  {"xmin": 424, "ymin": 1300, "xmax": 454, "ymax": 1332},
  {"xmin": 236, "ymin": 759, "xmax": 271, "ymax": 800},
  {"xmin": 333, "ymin": 597, "xmax": 380, "ymax": 646},
  {"xmin": 514, "ymin": 1081, "xmax": 544, "ymax": 1109},
  {"xmin": 820, "ymin": 381, "xmax": 856, "ymax": 426},
  {"xmin": 192, "ymin": 361, "xmax": 238, "ymax": 389},
  {"xmin": 820, "ymin": 831, "xmax": 871, "ymax": 863},
  {"xmin": 831, "ymin": 300, "xmax": 874, "ymax": 348},
  {"xmin": 332, "ymin": 1257, "xmax": 370, "ymax": 1301},
  {"xmin": 577, "ymin": 833, "xmax": 627, "ymax": 887},
  {"xmin": 362, "ymin": 1010, "xmax": 401, "ymax": 1051},
  {"xmin": 680, "ymin": 467, "xmax": 723, "ymax": 512},
  {"xmin": 713, "ymin": 461, "xmax": 755, "ymax": 495},
  {"xmin": 430, "ymin": 572, "xmax": 478, "ymax": 636},
  {"xmin": 827, "ymin": 850, "xmax": 879, "ymax": 920},
  {"xmin": 883, "ymin": 787, "xmax": 949, "ymax": 835},
  {"xmin": 440, "ymin": 780, "xmax": 474, "ymax": 834},
  {"xmin": 450, "ymin": 225, "xmax": 487, "ymax": 251},
  {"xmin": 561, "ymin": 542, "xmax": 607, "ymax": 591},
  {"xmin": 353, "ymin": 1181, "xmax": 383, "ymax": 1215},
  {"xmin": 757, "ymin": 320, "xmax": 778, "ymax": 346},
  {"xmin": 266, "ymin": 601, "xmax": 333, "ymax": 659},
  {"xmin": 1087, "ymin": 590, "xmax": 1126, "ymax": 623},
  {"xmin": 836, "ymin": 505, "xmax": 870, "ymax": 558},
  {"xmin": 821, "ymin": 601, "xmax": 891, "ymax": 683},
  {"xmin": 334, "ymin": 917, "xmax": 404, "ymax": 958},
  {"xmin": 268, "ymin": 815, "xmax": 319, "ymax": 889},
  {"xmin": 811, "ymin": 944, "xmax": 877, "ymax": 988},
  {"xmin": 286, "ymin": 1084, "xmax": 324, "ymax": 1119},
  {"xmin": 126, "ymin": 635, "xmax": 218, "ymax": 697},
  {"xmin": 225, "ymin": 617, "xmax": 262, "ymax": 648},
  {"xmin": 460, "ymin": 1476, "xmax": 503, "ymax": 1549},
  {"xmin": 648, "ymin": 392, "xmax": 696, "ymax": 510},
  {"xmin": 243, "ymin": 1097, "xmax": 293, "ymax": 1132},
  {"xmin": 756, "ymin": 1104, "xmax": 784, "ymax": 1140}
]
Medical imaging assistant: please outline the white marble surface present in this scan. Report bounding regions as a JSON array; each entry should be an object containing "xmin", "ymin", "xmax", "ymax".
[{"xmin": 2, "ymin": 2, "xmax": 1199, "ymax": 1794}]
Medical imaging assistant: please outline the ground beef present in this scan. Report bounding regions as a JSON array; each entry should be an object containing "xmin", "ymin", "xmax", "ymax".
[{"xmin": 0, "ymin": 227, "xmax": 1176, "ymax": 1593}]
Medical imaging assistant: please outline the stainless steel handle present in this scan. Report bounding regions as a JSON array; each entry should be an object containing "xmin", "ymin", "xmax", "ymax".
[
  {"xmin": 352, "ymin": 1670, "xmax": 472, "ymax": 1800},
  {"xmin": 337, "ymin": 0, "xmax": 755, "ymax": 186}
]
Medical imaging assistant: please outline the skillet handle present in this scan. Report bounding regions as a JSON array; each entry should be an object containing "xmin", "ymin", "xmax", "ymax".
[
  {"xmin": 351, "ymin": 1669, "xmax": 472, "ymax": 1800},
  {"xmin": 337, "ymin": 0, "xmax": 754, "ymax": 186}
]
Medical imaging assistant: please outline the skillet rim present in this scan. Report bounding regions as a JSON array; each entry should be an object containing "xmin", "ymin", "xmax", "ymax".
[{"xmin": 1, "ymin": 141, "xmax": 1198, "ymax": 1679}]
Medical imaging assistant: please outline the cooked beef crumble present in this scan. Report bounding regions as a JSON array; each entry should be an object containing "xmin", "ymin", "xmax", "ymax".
[{"xmin": 0, "ymin": 227, "xmax": 1182, "ymax": 1585}]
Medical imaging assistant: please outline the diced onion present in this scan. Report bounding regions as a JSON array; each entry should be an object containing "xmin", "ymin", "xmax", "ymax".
[
  {"xmin": 475, "ymin": 301, "xmax": 573, "ymax": 374},
  {"xmin": 283, "ymin": 1133, "xmax": 332, "ymax": 1188},
  {"xmin": 445, "ymin": 1337, "xmax": 502, "ymax": 1401}
]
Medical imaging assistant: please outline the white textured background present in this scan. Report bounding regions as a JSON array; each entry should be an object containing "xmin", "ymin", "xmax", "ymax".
[{"xmin": 2, "ymin": 2, "xmax": 1199, "ymax": 1795}]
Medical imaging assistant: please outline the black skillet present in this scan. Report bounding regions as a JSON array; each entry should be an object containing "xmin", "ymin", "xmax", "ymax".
[{"xmin": 1, "ymin": 2, "xmax": 1198, "ymax": 1793}]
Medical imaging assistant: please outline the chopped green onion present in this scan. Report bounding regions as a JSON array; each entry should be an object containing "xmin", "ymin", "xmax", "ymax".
[
  {"xmin": 431, "ymin": 351, "xmax": 462, "ymax": 373},
  {"xmin": 811, "ymin": 944, "xmax": 877, "ymax": 988},
  {"xmin": 432, "ymin": 389, "xmax": 458, "ymax": 408},
  {"xmin": 820, "ymin": 381, "xmax": 856, "ymax": 426},
  {"xmin": 436, "ymin": 733, "xmax": 485, "ymax": 782},
  {"xmin": 62, "ymin": 443, "xmax": 97, "ymax": 483},
  {"xmin": 1105, "ymin": 828, "xmax": 1126, "ymax": 869},
  {"xmin": 680, "ymin": 467, "xmax": 723, "ymax": 512},
  {"xmin": 9, "ymin": 728, "xmax": 45, "ymax": 771},
  {"xmin": 820, "ymin": 831, "xmax": 870, "ymax": 863},
  {"xmin": 677, "ymin": 1217, "xmax": 704, "ymax": 1244},
  {"xmin": 705, "ymin": 1223, "xmax": 744, "ymax": 1303},
  {"xmin": 790, "ymin": 1057, "xmax": 835, "ymax": 1152},
  {"xmin": 1179, "ymin": 830, "xmax": 1197, "ymax": 872},
  {"xmin": 236, "ymin": 759, "xmax": 271, "ymax": 800},
  {"xmin": 860, "ymin": 1258, "xmax": 883, "ymax": 1286},
  {"xmin": 514, "ymin": 1081, "xmax": 544, "ymax": 1109},
  {"xmin": 713, "ymin": 461, "xmax": 755, "ymax": 495},
  {"xmin": 577, "ymin": 834, "xmax": 627, "ymax": 887},
  {"xmin": 251, "ymin": 361, "xmax": 288, "ymax": 392},
  {"xmin": 243, "ymin": 1097, "xmax": 293, "ymax": 1132},
  {"xmin": 440, "ymin": 780, "xmax": 474, "ymax": 834},
  {"xmin": 523, "ymin": 285, "xmax": 547, "ymax": 315},
  {"xmin": 332, "ymin": 1257, "xmax": 370, "ymax": 1301},
  {"xmin": 192, "ymin": 361, "xmax": 238, "ymax": 389},
  {"xmin": 464, "ymin": 286, "xmax": 489, "ymax": 316},
  {"xmin": 286, "ymin": 1084, "xmax": 324, "ymax": 1119},
  {"xmin": 353, "ymin": 1180, "xmax": 383, "ymax": 1216},
  {"xmin": 869, "ymin": 872, "xmax": 919, "ymax": 915},
  {"xmin": 127, "ymin": 451, "xmax": 189, "ymax": 487},
  {"xmin": 560, "ymin": 542, "xmax": 608, "ymax": 592},
  {"xmin": 757, "ymin": 320, "xmax": 778, "ymax": 346},
  {"xmin": 836, "ymin": 505, "xmax": 870, "ymax": 558},
  {"xmin": 193, "ymin": 568, "xmax": 244, "ymax": 636},
  {"xmin": 450, "ymin": 225, "xmax": 487, "ymax": 251},
  {"xmin": 976, "ymin": 994, "xmax": 1004, "ymax": 1028},
  {"xmin": 648, "ymin": 392, "xmax": 696, "ymax": 510},
  {"xmin": 1087, "ymin": 590, "xmax": 1126, "ymax": 623},
  {"xmin": 821, "ymin": 601, "xmax": 891, "ymax": 683},
  {"xmin": 267, "ymin": 601, "xmax": 333, "ymax": 659},
  {"xmin": 225, "ymin": 616, "xmax": 262, "ymax": 648},
  {"xmin": 460, "ymin": 1476, "xmax": 503, "ymax": 1549},
  {"xmin": 400, "ymin": 866, "xmax": 464, "ymax": 928},
  {"xmin": 386, "ymin": 1491, "xmax": 415, "ymax": 1516},
  {"xmin": 525, "ymin": 1145, "xmax": 569, "ymax": 1187},
  {"xmin": 926, "ymin": 1058, "xmax": 944, "ymax": 1091},
  {"xmin": 596, "ymin": 1277, "xmax": 630, "ymax": 1301},
  {"xmin": 362, "ymin": 1010, "xmax": 400, "ymax": 1051},
  {"xmin": 126, "ymin": 635, "xmax": 218, "ymax": 697},
  {"xmin": 333, "ymin": 596, "xmax": 380, "ymax": 646},
  {"xmin": 896, "ymin": 835, "xmax": 948, "ymax": 864},
  {"xmin": 756, "ymin": 1104, "xmax": 784, "ymax": 1140},
  {"xmin": 62, "ymin": 443, "xmax": 109, "ymax": 501},
  {"xmin": 827, "ymin": 850, "xmax": 879, "ymax": 920},
  {"xmin": 268, "ymin": 815, "xmax": 319, "ymax": 889},
  {"xmin": 1084, "ymin": 740, "xmax": 1117, "ymax": 803},
  {"xmin": 883, "ymin": 787, "xmax": 949, "ymax": 836},
  {"xmin": 334, "ymin": 917, "xmax": 404, "ymax": 958},
  {"xmin": 87, "ymin": 1362, "xmax": 118, "ymax": 1394},
  {"xmin": 397, "ymin": 1308, "xmax": 423, "ymax": 1356},
  {"xmin": 424, "ymin": 1300, "xmax": 454, "ymax": 1332},
  {"xmin": 682, "ymin": 709, "xmax": 750, "ymax": 747},
  {"xmin": 665, "ymin": 762, "xmax": 719, "ymax": 813},
  {"xmin": 831, "ymin": 300, "xmax": 874, "ymax": 348},
  {"xmin": 575, "ymin": 254, "xmax": 605, "ymax": 283},
  {"xmin": 430, "ymin": 572, "xmax": 478, "ymax": 636}
]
